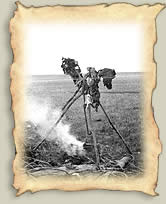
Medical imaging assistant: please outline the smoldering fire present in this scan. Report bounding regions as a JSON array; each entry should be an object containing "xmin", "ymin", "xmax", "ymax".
[{"xmin": 25, "ymin": 101, "xmax": 85, "ymax": 156}]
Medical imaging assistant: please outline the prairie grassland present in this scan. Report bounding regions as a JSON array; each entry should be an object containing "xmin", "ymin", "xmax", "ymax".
[{"xmin": 25, "ymin": 73, "xmax": 143, "ymax": 174}]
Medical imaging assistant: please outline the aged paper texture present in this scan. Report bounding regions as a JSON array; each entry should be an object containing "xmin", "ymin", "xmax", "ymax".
[{"xmin": 10, "ymin": 2, "xmax": 165, "ymax": 196}]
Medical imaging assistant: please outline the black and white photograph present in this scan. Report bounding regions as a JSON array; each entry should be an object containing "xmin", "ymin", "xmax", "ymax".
[
  {"xmin": 24, "ymin": 22, "xmax": 143, "ymax": 176},
  {"xmin": 10, "ymin": 3, "xmax": 163, "ymax": 195}
]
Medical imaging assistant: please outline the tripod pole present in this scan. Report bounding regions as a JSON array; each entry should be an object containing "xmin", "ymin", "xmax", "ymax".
[
  {"xmin": 99, "ymin": 102, "xmax": 132, "ymax": 155},
  {"xmin": 87, "ymin": 105, "xmax": 100, "ymax": 168},
  {"xmin": 34, "ymin": 93, "xmax": 83, "ymax": 151},
  {"xmin": 83, "ymin": 94, "xmax": 91, "ymax": 138},
  {"xmin": 62, "ymin": 87, "xmax": 81, "ymax": 111}
]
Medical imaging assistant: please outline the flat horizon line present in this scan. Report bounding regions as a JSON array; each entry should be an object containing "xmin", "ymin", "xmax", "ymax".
[{"xmin": 29, "ymin": 71, "xmax": 144, "ymax": 76}]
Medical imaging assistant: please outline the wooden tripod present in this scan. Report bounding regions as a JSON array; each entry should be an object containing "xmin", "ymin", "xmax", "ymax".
[{"xmin": 34, "ymin": 88, "xmax": 132, "ymax": 169}]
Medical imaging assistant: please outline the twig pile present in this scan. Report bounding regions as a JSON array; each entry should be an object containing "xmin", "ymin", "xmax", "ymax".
[{"xmin": 24, "ymin": 121, "xmax": 143, "ymax": 177}]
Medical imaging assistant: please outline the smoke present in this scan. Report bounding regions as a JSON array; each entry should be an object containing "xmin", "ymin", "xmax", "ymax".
[{"xmin": 25, "ymin": 101, "xmax": 85, "ymax": 156}]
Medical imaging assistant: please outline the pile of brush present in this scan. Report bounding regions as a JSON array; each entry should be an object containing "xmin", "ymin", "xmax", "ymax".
[{"xmin": 24, "ymin": 121, "xmax": 143, "ymax": 177}]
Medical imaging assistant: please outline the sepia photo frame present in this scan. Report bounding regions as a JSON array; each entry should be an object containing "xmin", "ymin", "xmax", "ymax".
[{"xmin": 10, "ymin": 2, "xmax": 165, "ymax": 196}]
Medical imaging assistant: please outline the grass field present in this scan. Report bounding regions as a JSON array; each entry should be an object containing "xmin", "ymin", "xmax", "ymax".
[{"xmin": 25, "ymin": 72, "xmax": 144, "ymax": 175}]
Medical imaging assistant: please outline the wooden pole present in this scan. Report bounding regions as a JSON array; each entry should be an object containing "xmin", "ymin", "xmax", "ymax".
[
  {"xmin": 87, "ymin": 105, "xmax": 100, "ymax": 169},
  {"xmin": 83, "ymin": 94, "xmax": 91, "ymax": 140},
  {"xmin": 62, "ymin": 87, "xmax": 81, "ymax": 111},
  {"xmin": 99, "ymin": 102, "xmax": 132, "ymax": 155}
]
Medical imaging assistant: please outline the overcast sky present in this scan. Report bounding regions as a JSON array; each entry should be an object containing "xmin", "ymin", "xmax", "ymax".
[{"xmin": 25, "ymin": 23, "xmax": 143, "ymax": 75}]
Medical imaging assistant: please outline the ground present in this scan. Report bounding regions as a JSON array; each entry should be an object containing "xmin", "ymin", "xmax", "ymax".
[{"xmin": 24, "ymin": 72, "xmax": 144, "ymax": 176}]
